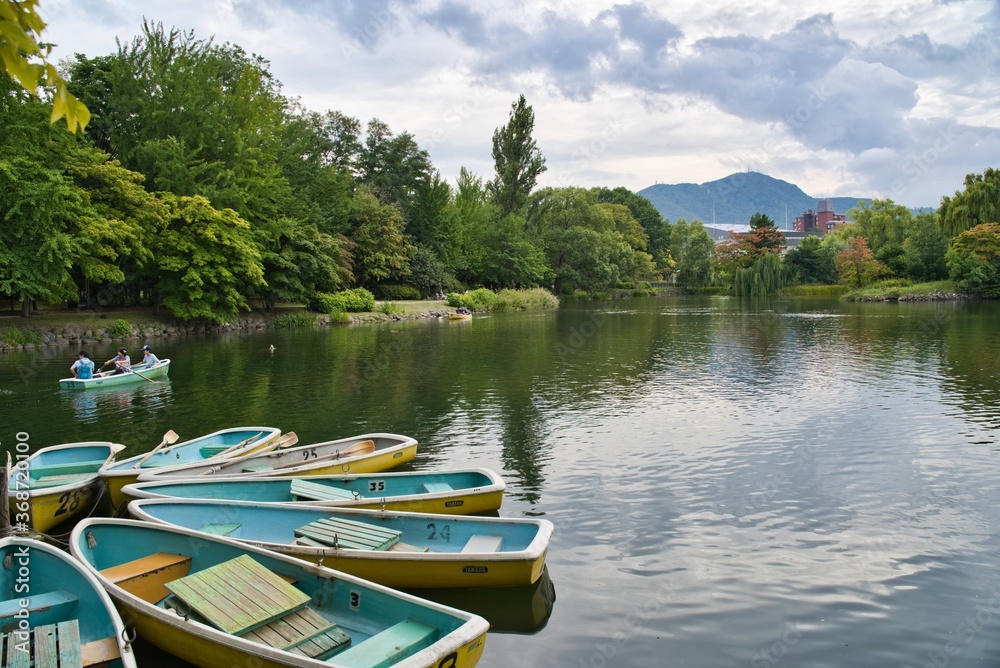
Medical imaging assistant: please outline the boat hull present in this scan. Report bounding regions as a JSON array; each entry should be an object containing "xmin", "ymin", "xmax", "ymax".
[
  {"xmin": 139, "ymin": 433, "xmax": 417, "ymax": 479},
  {"xmin": 0, "ymin": 537, "xmax": 138, "ymax": 668},
  {"xmin": 7, "ymin": 442, "xmax": 122, "ymax": 533},
  {"xmin": 121, "ymin": 468, "xmax": 504, "ymax": 515},
  {"xmin": 128, "ymin": 500, "xmax": 552, "ymax": 589},
  {"xmin": 70, "ymin": 519, "xmax": 489, "ymax": 668},
  {"xmin": 101, "ymin": 427, "xmax": 283, "ymax": 509},
  {"xmin": 59, "ymin": 359, "xmax": 171, "ymax": 390}
]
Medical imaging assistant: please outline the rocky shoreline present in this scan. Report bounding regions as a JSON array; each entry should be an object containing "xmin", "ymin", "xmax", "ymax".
[{"xmin": 0, "ymin": 309, "xmax": 454, "ymax": 352}]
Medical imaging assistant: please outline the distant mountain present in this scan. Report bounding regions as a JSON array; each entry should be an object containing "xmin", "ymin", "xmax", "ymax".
[{"xmin": 637, "ymin": 172, "xmax": 872, "ymax": 229}]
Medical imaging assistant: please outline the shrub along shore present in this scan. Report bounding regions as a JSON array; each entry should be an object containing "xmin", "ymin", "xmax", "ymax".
[{"xmin": 0, "ymin": 288, "xmax": 562, "ymax": 352}]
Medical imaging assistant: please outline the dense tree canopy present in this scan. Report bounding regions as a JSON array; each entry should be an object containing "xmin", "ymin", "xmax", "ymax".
[{"xmin": 939, "ymin": 169, "xmax": 1000, "ymax": 239}]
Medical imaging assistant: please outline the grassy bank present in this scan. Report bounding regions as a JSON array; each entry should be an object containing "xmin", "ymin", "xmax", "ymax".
[{"xmin": 840, "ymin": 280, "xmax": 968, "ymax": 302}]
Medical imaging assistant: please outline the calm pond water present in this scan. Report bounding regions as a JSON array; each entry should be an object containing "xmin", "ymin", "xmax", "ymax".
[{"xmin": 3, "ymin": 295, "xmax": 1000, "ymax": 667}]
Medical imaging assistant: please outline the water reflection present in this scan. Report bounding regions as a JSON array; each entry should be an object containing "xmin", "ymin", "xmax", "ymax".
[
  {"xmin": 406, "ymin": 566, "xmax": 556, "ymax": 635},
  {"xmin": 61, "ymin": 380, "xmax": 174, "ymax": 425}
]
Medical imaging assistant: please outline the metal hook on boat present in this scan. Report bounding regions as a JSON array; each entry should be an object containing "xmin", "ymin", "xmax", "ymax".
[
  {"xmin": 122, "ymin": 627, "xmax": 137, "ymax": 647},
  {"xmin": 342, "ymin": 464, "xmax": 350, "ymax": 473}
]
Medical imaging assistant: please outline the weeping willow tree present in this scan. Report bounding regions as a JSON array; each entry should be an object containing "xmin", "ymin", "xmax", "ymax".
[{"xmin": 733, "ymin": 252, "xmax": 789, "ymax": 297}]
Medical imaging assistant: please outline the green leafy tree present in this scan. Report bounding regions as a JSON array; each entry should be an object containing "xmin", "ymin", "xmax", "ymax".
[
  {"xmin": 489, "ymin": 95, "xmax": 546, "ymax": 217},
  {"xmin": 902, "ymin": 212, "xmax": 948, "ymax": 281},
  {"xmin": 0, "ymin": 0, "xmax": 89, "ymax": 131},
  {"xmin": 0, "ymin": 76, "xmax": 90, "ymax": 315},
  {"xmin": 939, "ymin": 169, "xmax": 1000, "ymax": 239},
  {"xmin": 835, "ymin": 237, "xmax": 888, "ymax": 288},
  {"xmin": 734, "ymin": 252, "xmax": 789, "ymax": 297},
  {"xmin": 62, "ymin": 148, "xmax": 161, "ymax": 308},
  {"xmin": 348, "ymin": 189, "xmax": 415, "ymax": 287},
  {"xmin": 848, "ymin": 199, "xmax": 911, "ymax": 275},
  {"xmin": 670, "ymin": 219, "xmax": 714, "ymax": 288},
  {"xmin": 150, "ymin": 194, "xmax": 265, "ymax": 322},
  {"xmin": 946, "ymin": 222, "xmax": 1000, "ymax": 297},
  {"xmin": 358, "ymin": 118, "xmax": 431, "ymax": 216},
  {"xmin": 785, "ymin": 235, "xmax": 837, "ymax": 284},
  {"xmin": 592, "ymin": 186, "xmax": 670, "ymax": 275}
]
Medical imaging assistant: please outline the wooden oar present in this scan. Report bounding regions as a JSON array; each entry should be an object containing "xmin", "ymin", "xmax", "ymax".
[
  {"xmin": 130, "ymin": 368, "xmax": 156, "ymax": 383},
  {"xmin": 211, "ymin": 432, "xmax": 264, "ymax": 459},
  {"xmin": 197, "ymin": 433, "xmax": 300, "ymax": 475},
  {"xmin": 267, "ymin": 440, "xmax": 376, "ymax": 472},
  {"xmin": 135, "ymin": 430, "xmax": 180, "ymax": 467}
]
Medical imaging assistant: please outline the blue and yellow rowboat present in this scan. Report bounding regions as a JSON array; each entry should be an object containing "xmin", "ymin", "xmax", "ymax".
[
  {"xmin": 70, "ymin": 518, "xmax": 489, "ymax": 668},
  {"xmin": 121, "ymin": 468, "xmax": 505, "ymax": 515},
  {"xmin": 137, "ymin": 433, "xmax": 417, "ymax": 480},
  {"xmin": 128, "ymin": 498, "xmax": 553, "ymax": 589},
  {"xmin": 99, "ymin": 427, "xmax": 285, "ymax": 509},
  {"xmin": 0, "ymin": 536, "xmax": 138, "ymax": 667},
  {"xmin": 7, "ymin": 441, "xmax": 123, "ymax": 533}
]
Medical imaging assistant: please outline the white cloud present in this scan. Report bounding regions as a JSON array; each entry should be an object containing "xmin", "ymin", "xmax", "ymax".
[{"xmin": 39, "ymin": 0, "xmax": 1000, "ymax": 208}]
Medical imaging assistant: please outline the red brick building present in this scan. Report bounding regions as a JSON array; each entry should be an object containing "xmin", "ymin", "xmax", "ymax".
[{"xmin": 793, "ymin": 199, "xmax": 846, "ymax": 235}]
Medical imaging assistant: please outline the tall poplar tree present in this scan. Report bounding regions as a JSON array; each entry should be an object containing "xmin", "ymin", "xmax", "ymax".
[{"xmin": 489, "ymin": 95, "xmax": 546, "ymax": 218}]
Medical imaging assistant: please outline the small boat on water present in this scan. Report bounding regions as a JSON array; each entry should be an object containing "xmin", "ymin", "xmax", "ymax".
[
  {"xmin": 128, "ymin": 499, "xmax": 553, "ymax": 589},
  {"xmin": 0, "ymin": 535, "xmax": 138, "ymax": 667},
  {"xmin": 448, "ymin": 308, "xmax": 472, "ymax": 321},
  {"xmin": 99, "ymin": 427, "xmax": 285, "ymax": 509},
  {"xmin": 137, "ymin": 433, "xmax": 417, "ymax": 480},
  {"xmin": 70, "ymin": 518, "xmax": 489, "ymax": 667},
  {"xmin": 7, "ymin": 441, "xmax": 123, "ymax": 533},
  {"xmin": 121, "ymin": 468, "xmax": 505, "ymax": 514},
  {"xmin": 58, "ymin": 359, "xmax": 171, "ymax": 390}
]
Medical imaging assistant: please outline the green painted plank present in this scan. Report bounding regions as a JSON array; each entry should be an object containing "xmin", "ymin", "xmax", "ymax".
[
  {"xmin": 292, "ymin": 518, "xmax": 402, "ymax": 551},
  {"xmin": 166, "ymin": 555, "xmax": 309, "ymax": 635},
  {"xmin": 293, "ymin": 526, "xmax": 392, "ymax": 551},
  {"xmin": 6, "ymin": 629, "xmax": 32, "ymax": 668},
  {"xmin": 56, "ymin": 620, "xmax": 82, "ymax": 668},
  {"xmin": 332, "ymin": 619, "xmax": 436, "ymax": 668},
  {"xmin": 289, "ymin": 480, "xmax": 356, "ymax": 501},
  {"xmin": 33, "ymin": 624, "xmax": 58, "ymax": 668},
  {"xmin": 28, "ymin": 460, "xmax": 106, "ymax": 479},
  {"xmin": 421, "ymin": 482, "xmax": 454, "ymax": 494}
]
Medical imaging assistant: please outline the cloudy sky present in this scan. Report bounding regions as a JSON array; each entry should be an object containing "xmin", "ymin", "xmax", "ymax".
[{"xmin": 40, "ymin": 0, "xmax": 1000, "ymax": 207}]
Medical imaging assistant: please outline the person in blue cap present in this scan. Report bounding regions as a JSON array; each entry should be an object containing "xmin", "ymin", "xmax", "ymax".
[{"xmin": 141, "ymin": 344, "xmax": 160, "ymax": 367}]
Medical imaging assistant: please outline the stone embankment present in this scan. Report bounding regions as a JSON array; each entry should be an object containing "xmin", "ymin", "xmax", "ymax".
[
  {"xmin": 0, "ymin": 309, "xmax": 454, "ymax": 352},
  {"xmin": 855, "ymin": 292, "xmax": 970, "ymax": 302}
]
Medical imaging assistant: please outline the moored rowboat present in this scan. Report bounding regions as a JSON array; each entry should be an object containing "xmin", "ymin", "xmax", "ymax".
[
  {"xmin": 70, "ymin": 518, "xmax": 489, "ymax": 667},
  {"xmin": 137, "ymin": 433, "xmax": 417, "ymax": 480},
  {"xmin": 99, "ymin": 427, "xmax": 284, "ymax": 509},
  {"xmin": 128, "ymin": 498, "xmax": 553, "ymax": 589},
  {"xmin": 58, "ymin": 359, "xmax": 171, "ymax": 390},
  {"xmin": 0, "ymin": 536, "xmax": 138, "ymax": 667},
  {"xmin": 7, "ymin": 441, "xmax": 123, "ymax": 533},
  {"xmin": 120, "ymin": 468, "xmax": 505, "ymax": 514}
]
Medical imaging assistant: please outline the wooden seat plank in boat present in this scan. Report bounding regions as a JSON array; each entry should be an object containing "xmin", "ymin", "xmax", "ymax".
[
  {"xmin": 0, "ymin": 592, "xmax": 78, "ymax": 622},
  {"xmin": 28, "ymin": 460, "xmax": 106, "ymax": 479},
  {"xmin": 421, "ymin": 482, "xmax": 454, "ymax": 494},
  {"xmin": 241, "ymin": 606, "xmax": 350, "ymax": 659},
  {"xmin": 332, "ymin": 619, "xmax": 436, "ymax": 668},
  {"xmin": 461, "ymin": 535, "xmax": 504, "ymax": 554},
  {"xmin": 293, "ymin": 518, "xmax": 402, "ymax": 551},
  {"xmin": 0, "ymin": 619, "xmax": 91, "ymax": 668},
  {"xmin": 288, "ymin": 480, "xmax": 356, "ymax": 502},
  {"xmin": 165, "ymin": 555, "xmax": 310, "ymax": 636},
  {"xmin": 99, "ymin": 553, "xmax": 192, "ymax": 604}
]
